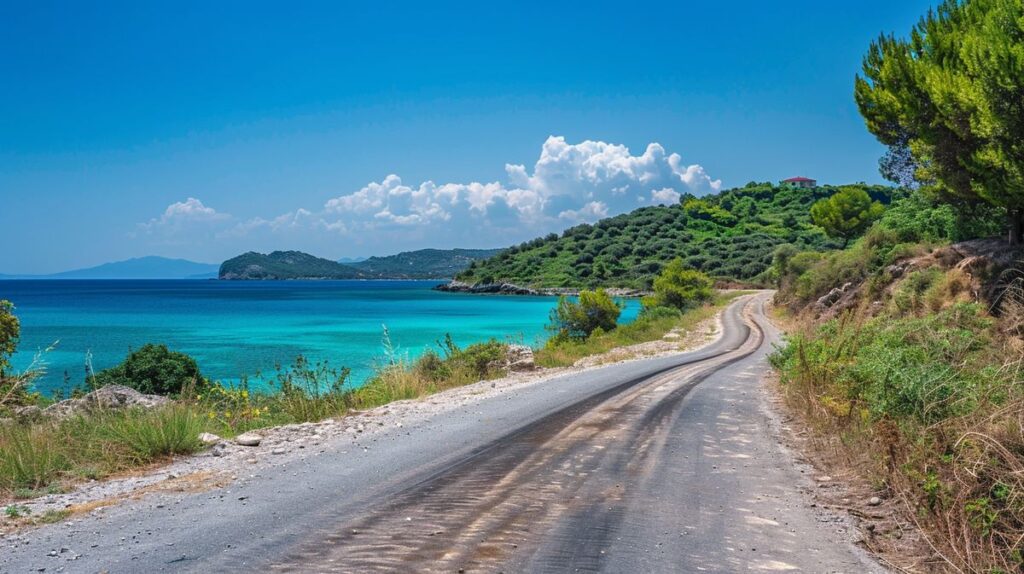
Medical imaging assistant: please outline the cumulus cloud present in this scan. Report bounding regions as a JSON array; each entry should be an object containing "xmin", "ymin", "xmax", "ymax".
[
  {"xmin": 137, "ymin": 197, "xmax": 230, "ymax": 239},
  {"xmin": 314, "ymin": 136, "xmax": 719, "ymax": 233},
  {"xmin": 650, "ymin": 188, "xmax": 682, "ymax": 205},
  {"xmin": 137, "ymin": 137, "xmax": 720, "ymax": 250},
  {"xmin": 558, "ymin": 201, "xmax": 609, "ymax": 223}
]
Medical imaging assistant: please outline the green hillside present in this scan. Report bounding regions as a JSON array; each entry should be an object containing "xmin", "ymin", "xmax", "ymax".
[
  {"xmin": 219, "ymin": 251, "xmax": 367, "ymax": 280},
  {"xmin": 457, "ymin": 182, "xmax": 895, "ymax": 289},
  {"xmin": 350, "ymin": 248, "xmax": 503, "ymax": 279}
]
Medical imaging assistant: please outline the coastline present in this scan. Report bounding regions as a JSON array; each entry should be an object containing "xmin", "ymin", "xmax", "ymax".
[
  {"xmin": 433, "ymin": 280, "xmax": 650, "ymax": 298},
  {"xmin": 0, "ymin": 301, "xmax": 726, "ymax": 531}
]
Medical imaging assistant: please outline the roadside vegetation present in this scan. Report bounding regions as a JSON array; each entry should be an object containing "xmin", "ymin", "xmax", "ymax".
[
  {"xmin": 767, "ymin": 1, "xmax": 1024, "ymax": 569},
  {"xmin": 537, "ymin": 262, "xmax": 730, "ymax": 368}
]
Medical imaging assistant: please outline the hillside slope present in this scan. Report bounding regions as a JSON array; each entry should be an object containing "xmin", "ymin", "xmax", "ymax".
[
  {"xmin": 350, "ymin": 248, "xmax": 503, "ymax": 279},
  {"xmin": 219, "ymin": 251, "xmax": 367, "ymax": 280},
  {"xmin": 458, "ymin": 183, "xmax": 893, "ymax": 289},
  {"xmin": 770, "ymin": 191, "xmax": 1024, "ymax": 571}
]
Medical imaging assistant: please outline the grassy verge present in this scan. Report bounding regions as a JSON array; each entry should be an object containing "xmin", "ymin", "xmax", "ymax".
[
  {"xmin": 0, "ymin": 338, "xmax": 512, "ymax": 501},
  {"xmin": 534, "ymin": 291, "xmax": 746, "ymax": 368},
  {"xmin": 772, "ymin": 288, "xmax": 1024, "ymax": 571}
]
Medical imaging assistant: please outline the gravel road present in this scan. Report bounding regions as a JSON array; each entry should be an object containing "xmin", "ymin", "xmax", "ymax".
[{"xmin": 1, "ymin": 293, "xmax": 882, "ymax": 573}]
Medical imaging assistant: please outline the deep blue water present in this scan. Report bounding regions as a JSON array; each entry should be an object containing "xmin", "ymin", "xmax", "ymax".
[{"xmin": 0, "ymin": 280, "xmax": 639, "ymax": 395}]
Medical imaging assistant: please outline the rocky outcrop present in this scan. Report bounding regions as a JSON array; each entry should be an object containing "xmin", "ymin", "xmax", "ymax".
[
  {"xmin": 42, "ymin": 385, "xmax": 170, "ymax": 419},
  {"xmin": 435, "ymin": 281, "xmax": 540, "ymax": 295},
  {"xmin": 816, "ymin": 282, "xmax": 853, "ymax": 309},
  {"xmin": 505, "ymin": 345, "xmax": 536, "ymax": 372}
]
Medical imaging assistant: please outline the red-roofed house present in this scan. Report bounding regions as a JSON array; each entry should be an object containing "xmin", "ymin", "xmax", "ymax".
[{"xmin": 781, "ymin": 176, "xmax": 817, "ymax": 189}]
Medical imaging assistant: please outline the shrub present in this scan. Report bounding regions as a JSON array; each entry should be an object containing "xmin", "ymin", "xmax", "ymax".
[
  {"xmin": 643, "ymin": 258, "xmax": 713, "ymax": 311},
  {"xmin": 810, "ymin": 187, "xmax": 885, "ymax": 246},
  {"xmin": 92, "ymin": 344, "xmax": 204, "ymax": 396},
  {"xmin": 446, "ymin": 340, "xmax": 507, "ymax": 378},
  {"xmin": 774, "ymin": 302, "xmax": 998, "ymax": 426},
  {"xmin": 548, "ymin": 289, "xmax": 622, "ymax": 341}
]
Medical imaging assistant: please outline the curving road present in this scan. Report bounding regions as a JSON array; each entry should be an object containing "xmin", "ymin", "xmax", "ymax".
[{"xmin": 2, "ymin": 293, "xmax": 882, "ymax": 573}]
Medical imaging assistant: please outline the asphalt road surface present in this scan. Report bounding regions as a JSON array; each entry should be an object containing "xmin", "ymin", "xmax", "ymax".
[{"xmin": 2, "ymin": 293, "xmax": 882, "ymax": 573}]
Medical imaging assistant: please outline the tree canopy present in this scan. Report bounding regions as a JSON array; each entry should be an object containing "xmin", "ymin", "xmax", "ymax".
[
  {"xmin": 855, "ymin": 0, "xmax": 1024, "ymax": 243},
  {"xmin": 810, "ymin": 187, "xmax": 886, "ymax": 246},
  {"xmin": 0, "ymin": 301, "xmax": 19, "ymax": 377},
  {"xmin": 458, "ymin": 182, "xmax": 894, "ymax": 288},
  {"xmin": 547, "ymin": 289, "xmax": 622, "ymax": 341},
  {"xmin": 643, "ymin": 259, "xmax": 714, "ymax": 311}
]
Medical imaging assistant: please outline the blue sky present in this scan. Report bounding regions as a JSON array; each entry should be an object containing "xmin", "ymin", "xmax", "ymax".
[{"xmin": 0, "ymin": 0, "xmax": 936, "ymax": 274}]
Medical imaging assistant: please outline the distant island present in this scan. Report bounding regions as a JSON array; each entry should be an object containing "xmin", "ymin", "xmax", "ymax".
[
  {"xmin": 0, "ymin": 256, "xmax": 220, "ymax": 280},
  {"xmin": 218, "ymin": 248, "xmax": 502, "ymax": 280},
  {"xmin": 219, "ymin": 251, "xmax": 367, "ymax": 280}
]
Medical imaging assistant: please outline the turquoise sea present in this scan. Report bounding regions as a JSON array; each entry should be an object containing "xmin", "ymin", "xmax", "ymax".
[{"xmin": 0, "ymin": 280, "xmax": 640, "ymax": 395}]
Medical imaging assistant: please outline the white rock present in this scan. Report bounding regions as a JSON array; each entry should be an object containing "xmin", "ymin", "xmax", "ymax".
[
  {"xmin": 868, "ymin": 496, "xmax": 882, "ymax": 506},
  {"xmin": 198, "ymin": 433, "xmax": 221, "ymax": 445},
  {"xmin": 234, "ymin": 432, "xmax": 263, "ymax": 447}
]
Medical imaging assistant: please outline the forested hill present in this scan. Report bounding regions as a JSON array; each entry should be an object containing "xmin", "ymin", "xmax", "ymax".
[
  {"xmin": 349, "ymin": 248, "xmax": 503, "ymax": 279},
  {"xmin": 457, "ymin": 182, "xmax": 895, "ymax": 289},
  {"xmin": 219, "ymin": 251, "xmax": 368, "ymax": 280}
]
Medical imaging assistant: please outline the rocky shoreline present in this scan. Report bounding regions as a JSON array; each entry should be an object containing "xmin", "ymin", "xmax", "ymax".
[{"xmin": 433, "ymin": 280, "xmax": 648, "ymax": 298}]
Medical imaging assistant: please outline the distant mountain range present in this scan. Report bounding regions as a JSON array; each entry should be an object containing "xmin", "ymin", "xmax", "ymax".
[
  {"xmin": 0, "ymin": 256, "xmax": 220, "ymax": 280},
  {"xmin": 219, "ymin": 248, "xmax": 503, "ymax": 280},
  {"xmin": 0, "ymin": 249, "xmax": 503, "ymax": 282}
]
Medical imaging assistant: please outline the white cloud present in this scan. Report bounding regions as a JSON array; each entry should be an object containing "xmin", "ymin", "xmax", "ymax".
[
  {"xmin": 558, "ymin": 201, "xmax": 609, "ymax": 223},
  {"xmin": 312, "ymin": 136, "xmax": 719, "ymax": 233},
  {"xmin": 137, "ymin": 137, "xmax": 720, "ymax": 251},
  {"xmin": 137, "ymin": 197, "xmax": 230, "ymax": 240},
  {"xmin": 650, "ymin": 188, "xmax": 682, "ymax": 205}
]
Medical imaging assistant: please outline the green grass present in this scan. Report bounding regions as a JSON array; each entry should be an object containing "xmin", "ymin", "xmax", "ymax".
[{"xmin": 0, "ymin": 407, "xmax": 208, "ymax": 494}]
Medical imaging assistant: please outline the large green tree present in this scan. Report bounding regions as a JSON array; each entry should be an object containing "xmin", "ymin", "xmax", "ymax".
[
  {"xmin": 643, "ymin": 258, "xmax": 714, "ymax": 311},
  {"xmin": 855, "ymin": 0, "xmax": 1024, "ymax": 243},
  {"xmin": 810, "ymin": 188, "xmax": 885, "ymax": 246},
  {"xmin": 547, "ymin": 289, "xmax": 622, "ymax": 341},
  {"xmin": 0, "ymin": 300, "xmax": 19, "ymax": 377}
]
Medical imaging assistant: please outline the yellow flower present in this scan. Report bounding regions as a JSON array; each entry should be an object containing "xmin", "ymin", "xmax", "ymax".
[
  {"xmin": 224, "ymin": 410, "xmax": 232, "ymax": 418},
  {"xmin": 207, "ymin": 412, "xmax": 215, "ymax": 419}
]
